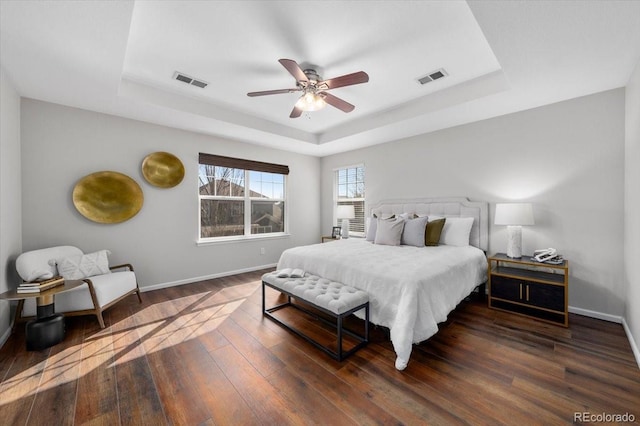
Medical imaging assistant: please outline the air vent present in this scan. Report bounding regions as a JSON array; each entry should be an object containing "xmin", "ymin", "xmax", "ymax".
[
  {"xmin": 418, "ymin": 68, "xmax": 448, "ymax": 85},
  {"xmin": 190, "ymin": 79, "xmax": 208, "ymax": 88},
  {"xmin": 173, "ymin": 71, "xmax": 208, "ymax": 89}
]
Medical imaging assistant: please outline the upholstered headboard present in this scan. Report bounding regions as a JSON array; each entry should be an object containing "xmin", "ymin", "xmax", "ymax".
[{"xmin": 369, "ymin": 197, "xmax": 489, "ymax": 251}]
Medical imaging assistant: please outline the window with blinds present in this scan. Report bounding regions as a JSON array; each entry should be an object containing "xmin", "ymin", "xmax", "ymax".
[
  {"xmin": 198, "ymin": 153, "xmax": 288, "ymax": 240},
  {"xmin": 335, "ymin": 165, "xmax": 365, "ymax": 237}
]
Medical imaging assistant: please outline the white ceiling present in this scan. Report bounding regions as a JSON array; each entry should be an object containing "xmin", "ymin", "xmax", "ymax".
[{"xmin": 2, "ymin": 1, "xmax": 639, "ymax": 157}]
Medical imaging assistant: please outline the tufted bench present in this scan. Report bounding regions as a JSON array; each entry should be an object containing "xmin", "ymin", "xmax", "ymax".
[{"xmin": 262, "ymin": 271, "xmax": 369, "ymax": 361}]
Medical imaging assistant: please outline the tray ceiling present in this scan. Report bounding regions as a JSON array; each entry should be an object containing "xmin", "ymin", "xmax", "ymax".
[{"xmin": 2, "ymin": 1, "xmax": 639, "ymax": 156}]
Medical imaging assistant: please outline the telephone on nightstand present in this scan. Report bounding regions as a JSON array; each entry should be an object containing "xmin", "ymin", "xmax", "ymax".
[{"xmin": 533, "ymin": 248, "xmax": 562, "ymax": 264}]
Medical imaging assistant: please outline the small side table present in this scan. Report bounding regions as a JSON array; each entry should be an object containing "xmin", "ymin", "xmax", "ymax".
[
  {"xmin": 0, "ymin": 280, "xmax": 85, "ymax": 350},
  {"xmin": 487, "ymin": 253, "xmax": 569, "ymax": 326},
  {"xmin": 321, "ymin": 236, "xmax": 340, "ymax": 243}
]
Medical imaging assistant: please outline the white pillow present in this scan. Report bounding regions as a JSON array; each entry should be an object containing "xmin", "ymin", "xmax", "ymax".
[
  {"xmin": 365, "ymin": 216, "xmax": 377, "ymax": 241},
  {"xmin": 400, "ymin": 216, "xmax": 429, "ymax": 247},
  {"xmin": 374, "ymin": 218, "xmax": 405, "ymax": 246},
  {"xmin": 51, "ymin": 249, "xmax": 112, "ymax": 280},
  {"xmin": 439, "ymin": 217, "xmax": 474, "ymax": 246}
]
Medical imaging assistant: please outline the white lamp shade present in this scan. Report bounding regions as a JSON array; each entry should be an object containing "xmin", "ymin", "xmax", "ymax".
[
  {"xmin": 336, "ymin": 205, "xmax": 355, "ymax": 219},
  {"xmin": 494, "ymin": 203, "xmax": 534, "ymax": 226}
]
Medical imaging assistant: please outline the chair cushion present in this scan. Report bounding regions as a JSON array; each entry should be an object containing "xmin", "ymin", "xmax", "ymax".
[
  {"xmin": 21, "ymin": 271, "xmax": 137, "ymax": 316},
  {"xmin": 16, "ymin": 246, "xmax": 82, "ymax": 282},
  {"xmin": 87, "ymin": 271, "xmax": 136, "ymax": 306}
]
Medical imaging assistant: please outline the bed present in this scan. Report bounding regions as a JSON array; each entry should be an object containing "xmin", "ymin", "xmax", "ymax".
[{"xmin": 277, "ymin": 197, "xmax": 489, "ymax": 370}]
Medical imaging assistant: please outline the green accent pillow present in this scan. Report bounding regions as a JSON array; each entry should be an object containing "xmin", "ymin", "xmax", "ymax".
[{"xmin": 425, "ymin": 218, "xmax": 446, "ymax": 246}]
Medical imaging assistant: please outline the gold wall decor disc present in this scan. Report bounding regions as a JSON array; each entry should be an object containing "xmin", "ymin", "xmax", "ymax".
[
  {"xmin": 72, "ymin": 171, "xmax": 144, "ymax": 224},
  {"xmin": 142, "ymin": 151, "xmax": 185, "ymax": 188}
]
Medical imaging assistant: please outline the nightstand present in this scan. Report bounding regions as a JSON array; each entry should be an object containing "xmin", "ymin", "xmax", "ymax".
[
  {"xmin": 321, "ymin": 236, "xmax": 339, "ymax": 243},
  {"xmin": 488, "ymin": 253, "xmax": 569, "ymax": 327}
]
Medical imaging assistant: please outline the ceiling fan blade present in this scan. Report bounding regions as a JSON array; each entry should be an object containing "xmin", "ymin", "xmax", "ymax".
[
  {"xmin": 290, "ymin": 105, "xmax": 303, "ymax": 118},
  {"xmin": 247, "ymin": 88, "xmax": 299, "ymax": 97},
  {"xmin": 320, "ymin": 71, "xmax": 369, "ymax": 90},
  {"xmin": 321, "ymin": 92, "xmax": 355, "ymax": 113},
  {"xmin": 279, "ymin": 59, "xmax": 309, "ymax": 82}
]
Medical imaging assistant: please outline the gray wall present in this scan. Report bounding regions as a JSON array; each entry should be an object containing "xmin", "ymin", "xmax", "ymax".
[
  {"xmin": 625, "ymin": 59, "xmax": 640, "ymax": 364},
  {"xmin": 0, "ymin": 66, "xmax": 22, "ymax": 344},
  {"xmin": 321, "ymin": 89, "xmax": 625, "ymax": 318},
  {"xmin": 5, "ymin": 84, "xmax": 638, "ymax": 364},
  {"xmin": 20, "ymin": 99, "xmax": 321, "ymax": 290}
]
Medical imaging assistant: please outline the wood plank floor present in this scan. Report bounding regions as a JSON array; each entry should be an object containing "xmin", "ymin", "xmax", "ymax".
[{"xmin": 1, "ymin": 268, "xmax": 639, "ymax": 425}]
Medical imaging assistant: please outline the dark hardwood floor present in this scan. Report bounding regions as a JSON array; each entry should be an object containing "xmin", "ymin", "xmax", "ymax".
[{"xmin": 1, "ymin": 268, "xmax": 639, "ymax": 425}]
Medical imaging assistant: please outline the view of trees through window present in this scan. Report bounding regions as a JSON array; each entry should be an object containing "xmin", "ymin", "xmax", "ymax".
[
  {"xmin": 199, "ymin": 164, "xmax": 285, "ymax": 239},
  {"xmin": 336, "ymin": 166, "xmax": 365, "ymax": 236}
]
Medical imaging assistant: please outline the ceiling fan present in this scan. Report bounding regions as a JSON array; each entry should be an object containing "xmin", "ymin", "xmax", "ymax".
[{"xmin": 247, "ymin": 59, "xmax": 369, "ymax": 118}]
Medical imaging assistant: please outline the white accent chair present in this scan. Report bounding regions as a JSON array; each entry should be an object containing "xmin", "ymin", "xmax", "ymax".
[{"xmin": 15, "ymin": 246, "xmax": 142, "ymax": 328}]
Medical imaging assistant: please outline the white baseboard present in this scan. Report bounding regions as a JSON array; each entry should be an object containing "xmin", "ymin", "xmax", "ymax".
[
  {"xmin": 568, "ymin": 305, "xmax": 622, "ymax": 323},
  {"xmin": 140, "ymin": 263, "xmax": 277, "ymax": 293},
  {"xmin": 569, "ymin": 305, "xmax": 640, "ymax": 369},
  {"xmin": 621, "ymin": 317, "xmax": 640, "ymax": 369}
]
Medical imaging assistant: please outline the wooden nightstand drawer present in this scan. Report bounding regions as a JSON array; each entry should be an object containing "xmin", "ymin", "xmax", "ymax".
[
  {"xmin": 490, "ymin": 275, "xmax": 521, "ymax": 301},
  {"xmin": 527, "ymin": 281, "xmax": 564, "ymax": 311}
]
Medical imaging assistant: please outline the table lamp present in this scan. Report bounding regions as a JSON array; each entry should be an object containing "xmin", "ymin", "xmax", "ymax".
[
  {"xmin": 336, "ymin": 205, "xmax": 355, "ymax": 239},
  {"xmin": 494, "ymin": 203, "xmax": 534, "ymax": 258}
]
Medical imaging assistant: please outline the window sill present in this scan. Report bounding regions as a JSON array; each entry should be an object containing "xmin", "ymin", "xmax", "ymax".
[{"xmin": 197, "ymin": 233, "xmax": 290, "ymax": 246}]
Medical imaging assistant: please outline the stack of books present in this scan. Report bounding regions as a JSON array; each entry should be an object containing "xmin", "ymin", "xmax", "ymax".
[{"xmin": 17, "ymin": 276, "xmax": 65, "ymax": 294}]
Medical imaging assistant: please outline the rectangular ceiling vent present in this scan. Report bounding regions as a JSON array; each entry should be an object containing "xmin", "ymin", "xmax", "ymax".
[
  {"xmin": 418, "ymin": 68, "xmax": 448, "ymax": 85},
  {"xmin": 173, "ymin": 71, "xmax": 208, "ymax": 89}
]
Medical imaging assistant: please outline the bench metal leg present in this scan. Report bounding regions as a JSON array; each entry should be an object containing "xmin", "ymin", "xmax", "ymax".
[{"xmin": 337, "ymin": 315, "xmax": 343, "ymax": 360}]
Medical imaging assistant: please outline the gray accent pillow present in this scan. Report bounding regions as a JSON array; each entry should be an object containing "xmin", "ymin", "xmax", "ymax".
[
  {"xmin": 400, "ymin": 216, "xmax": 429, "ymax": 247},
  {"xmin": 374, "ymin": 218, "xmax": 405, "ymax": 246},
  {"xmin": 366, "ymin": 214, "xmax": 395, "ymax": 242}
]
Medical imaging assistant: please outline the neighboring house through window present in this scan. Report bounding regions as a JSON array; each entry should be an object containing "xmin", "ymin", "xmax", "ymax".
[
  {"xmin": 335, "ymin": 165, "xmax": 365, "ymax": 237},
  {"xmin": 198, "ymin": 153, "xmax": 288, "ymax": 241}
]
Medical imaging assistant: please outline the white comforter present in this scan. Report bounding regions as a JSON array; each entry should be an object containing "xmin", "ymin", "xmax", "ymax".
[{"xmin": 277, "ymin": 239, "xmax": 487, "ymax": 370}]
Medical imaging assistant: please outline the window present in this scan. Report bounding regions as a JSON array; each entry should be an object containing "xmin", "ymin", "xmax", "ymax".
[
  {"xmin": 335, "ymin": 165, "xmax": 365, "ymax": 237},
  {"xmin": 198, "ymin": 153, "xmax": 288, "ymax": 240}
]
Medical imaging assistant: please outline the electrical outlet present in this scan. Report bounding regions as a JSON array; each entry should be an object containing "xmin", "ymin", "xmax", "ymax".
[{"xmin": 260, "ymin": 247, "xmax": 266, "ymax": 255}]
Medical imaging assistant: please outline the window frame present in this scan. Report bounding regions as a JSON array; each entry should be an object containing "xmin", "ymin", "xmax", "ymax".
[
  {"xmin": 334, "ymin": 163, "xmax": 365, "ymax": 238},
  {"xmin": 198, "ymin": 154, "xmax": 289, "ymax": 244}
]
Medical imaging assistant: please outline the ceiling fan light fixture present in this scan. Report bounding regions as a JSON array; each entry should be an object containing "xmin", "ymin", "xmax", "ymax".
[
  {"xmin": 295, "ymin": 92, "xmax": 326, "ymax": 112},
  {"xmin": 247, "ymin": 59, "xmax": 368, "ymax": 117}
]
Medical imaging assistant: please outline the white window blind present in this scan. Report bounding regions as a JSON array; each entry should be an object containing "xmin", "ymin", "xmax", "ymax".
[{"xmin": 335, "ymin": 165, "xmax": 365, "ymax": 237}]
